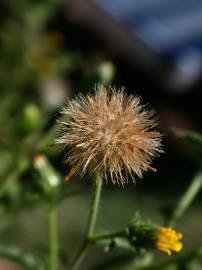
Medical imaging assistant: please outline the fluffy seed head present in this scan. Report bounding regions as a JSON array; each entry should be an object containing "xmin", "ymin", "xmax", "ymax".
[{"xmin": 55, "ymin": 86, "xmax": 162, "ymax": 185}]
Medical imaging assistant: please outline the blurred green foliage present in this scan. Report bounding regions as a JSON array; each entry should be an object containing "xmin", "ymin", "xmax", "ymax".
[{"xmin": 0, "ymin": 0, "xmax": 80, "ymax": 227}]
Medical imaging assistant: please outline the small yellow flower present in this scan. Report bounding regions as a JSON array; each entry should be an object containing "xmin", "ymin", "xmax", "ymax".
[{"xmin": 156, "ymin": 227, "xmax": 183, "ymax": 255}]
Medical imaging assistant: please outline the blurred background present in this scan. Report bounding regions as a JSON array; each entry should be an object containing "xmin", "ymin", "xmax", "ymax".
[{"xmin": 0, "ymin": 0, "xmax": 202, "ymax": 269}]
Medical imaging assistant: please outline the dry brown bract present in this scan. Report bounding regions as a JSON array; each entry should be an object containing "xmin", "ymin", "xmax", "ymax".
[{"xmin": 55, "ymin": 86, "xmax": 162, "ymax": 185}]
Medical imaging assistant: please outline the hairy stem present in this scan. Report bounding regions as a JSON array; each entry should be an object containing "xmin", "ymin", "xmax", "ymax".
[
  {"xmin": 48, "ymin": 200, "xmax": 59, "ymax": 270},
  {"xmin": 89, "ymin": 230, "xmax": 126, "ymax": 243},
  {"xmin": 69, "ymin": 173, "xmax": 103, "ymax": 270},
  {"xmin": 167, "ymin": 170, "xmax": 202, "ymax": 226},
  {"xmin": 87, "ymin": 173, "xmax": 103, "ymax": 238}
]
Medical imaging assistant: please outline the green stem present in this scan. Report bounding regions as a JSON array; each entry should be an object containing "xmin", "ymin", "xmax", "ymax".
[
  {"xmin": 167, "ymin": 170, "xmax": 202, "ymax": 226},
  {"xmin": 68, "ymin": 242, "xmax": 88, "ymax": 270},
  {"xmin": 89, "ymin": 230, "xmax": 126, "ymax": 243},
  {"xmin": 48, "ymin": 200, "xmax": 58, "ymax": 270},
  {"xmin": 133, "ymin": 244, "xmax": 202, "ymax": 270},
  {"xmin": 69, "ymin": 173, "xmax": 103, "ymax": 270},
  {"xmin": 87, "ymin": 173, "xmax": 103, "ymax": 238}
]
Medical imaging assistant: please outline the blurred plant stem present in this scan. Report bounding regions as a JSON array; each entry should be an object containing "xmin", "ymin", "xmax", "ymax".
[
  {"xmin": 69, "ymin": 173, "xmax": 103, "ymax": 270},
  {"xmin": 166, "ymin": 170, "xmax": 202, "ymax": 226},
  {"xmin": 48, "ymin": 199, "xmax": 58, "ymax": 270},
  {"xmin": 89, "ymin": 229, "xmax": 126, "ymax": 242},
  {"xmin": 133, "ymin": 243, "xmax": 202, "ymax": 270}
]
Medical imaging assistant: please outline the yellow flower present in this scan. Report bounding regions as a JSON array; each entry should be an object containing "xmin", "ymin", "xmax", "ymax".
[
  {"xmin": 156, "ymin": 227, "xmax": 183, "ymax": 255},
  {"xmin": 56, "ymin": 86, "xmax": 162, "ymax": 185}
]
